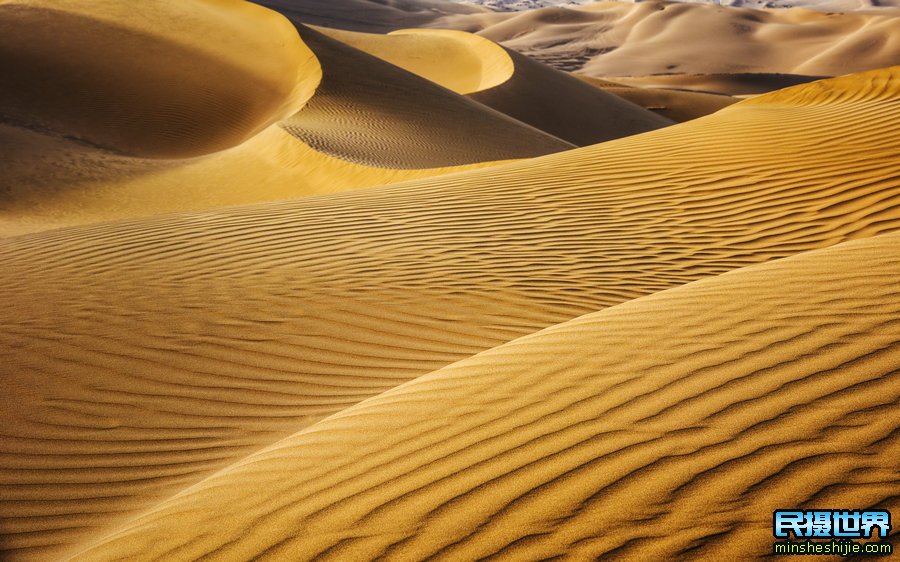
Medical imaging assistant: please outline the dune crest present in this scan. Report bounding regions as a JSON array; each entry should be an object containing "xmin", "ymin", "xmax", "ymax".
[
  {"xmin": 318, "ymin": 25, "xmax": 673, "ymax": 145},
  {"xmin": 0, "ymin": 67, "xmax": 898, "ymax": 559},
  {"xmin": 320, "ymin": 27, "xmax": 515, "ymax": 94},
  {"xmin": 70, "ymin": 231, "xmax": 900, "ymax": 561},
  {"xmin": 276, "ymin": 24, "xmax": 572, "ymax": 167}
]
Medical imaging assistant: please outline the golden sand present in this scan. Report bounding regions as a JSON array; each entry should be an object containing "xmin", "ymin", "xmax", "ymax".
[
  {"xmin": 0, "ymin": 67, "xmax": 898, "ymax": 559},
  {"xmin": 1, "ymin": 1, "xmax": 898, "ymax": 560}
]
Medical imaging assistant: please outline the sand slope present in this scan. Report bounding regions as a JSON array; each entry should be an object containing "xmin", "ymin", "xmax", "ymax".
[
  {"xmin": 319, "ymin": 27, "xmax": 673, "ymax": 145},
  {"xmin": 575, "ymin": 75, "xmax": 739, "ymax": 121},
  {"xmin": 279, "ymin": 25, "xmax": 573, "ymax": 167},
  {"xmin": 0, "ymin": 0, "xmax": 318, "ymax": 158},
  {"xmin": 69, "ymin": 231, "xmax": 900, "ymax": 561},
  {"xmin": 0, "ymin": 68, "xmax": 898, "ymax": 559},
  {"xmin": 446, "ymin": 1, "xmax": 900, "ymax": 78},
  {"xmin": 0, "ymin": 11, "xmax": 574, "ymax": 236}
]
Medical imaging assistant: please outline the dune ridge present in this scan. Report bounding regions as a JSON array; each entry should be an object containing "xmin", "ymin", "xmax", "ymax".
[
  {"xmin": 318, "ymin": 26, "xmax": 673, "ymax": 145},
  {"xmin": 69, "ymin": 231, "xmax": 900, "ymax": 561},
  {"xmin": 317, "ymin": 27, "xmax": 516, "ymax": 95},
  {"xmin": 277, "ymin": 24, "xmax": 573, "ymax": 167},
  {"xmin": 0, "ymin": 67, "xmax": 898, "ymax": 559}
]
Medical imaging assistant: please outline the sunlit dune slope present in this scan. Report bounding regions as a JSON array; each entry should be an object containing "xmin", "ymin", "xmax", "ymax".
[
  {"xmin": 70, "ymin": 232, "xmax": 900, "ymax": 561},
  {"xmin": 449, "ymin": 1, "xmax": 900, "ymax": 78},
  {"xmin": 278, "ymin": 24, "xmax": 573, "ymax": 167},
  {"xmin": 0, "ymin": 0, "xmax": 318, "ymax": 158},
  {"xmin": 318, "ymin": 27, "xmax": 673, "ymax": 145},
  {"xmin": 0, "ymin": 13, "xmax": 572, "ymax": 236},
  {"xmin": 317, "ymin": 27, "xmax": 516, "ymax": 95},
  {"xmin": 0, "ymin": 68, "xmax": 898, "ymax": 559},
  {"xmin": 0, "ymin": 124, "xmax": 511, "ymax": 237}
]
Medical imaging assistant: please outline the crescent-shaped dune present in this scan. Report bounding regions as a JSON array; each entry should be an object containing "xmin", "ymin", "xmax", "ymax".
[
  {"xmin": 0, "ymin": 0, "xmax": 319, "ymax": 158},
  {"xmin": 0, "ymin": 67, "xmax": 897, "ymax": 559},
  {"xmin": 68, "ymin": 230, "xmax": 900, "ymax": 561},
  {"xmin": 277, "ymin": 24, "xmax": 574, "ymax": 167},
  {"xmin": 316, "ymin": 27, "xmax": 516, "ymax": 95},
  {"xmin": 317, "ymin": 26, "xmax": 674, "ymax": 146}
]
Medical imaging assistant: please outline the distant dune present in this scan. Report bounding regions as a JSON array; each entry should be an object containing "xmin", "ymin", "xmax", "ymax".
[
  {"xmin": 1, "ymin": 67, "xmax": 897, "ymax": 560},
  {"xmin": 436, "ymin": 1, "xmax": 900, "ymax": 81},
  {"xmin": 253, "ymin": 0, "xmax": 491, "ymax": 33}
]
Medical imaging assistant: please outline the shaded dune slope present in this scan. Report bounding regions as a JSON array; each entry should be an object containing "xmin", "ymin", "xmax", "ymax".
[
  {"xmin": 612, "ymin": 73, "xmax": 830, "ymax": 96},
  {"xmin": 0, "ymin": 0, "xmax": 318, "ymax": 158},
  {"xmin": 0, "ymin": 68, "xmax": 898, "ymax": 559},
  {"xmin": 575, "ymin": 75, "xmax": 739, "ymax": 121},
  {"xmin": 278, "ymin": 25, "xmax": 574, "ymax": 166},
  {"xmin": 319, "ymin": 27, "xmax": 673, "ymax": 145},
  {"xmin": 71, "ymin": 232, "xmax": 900, "ymax": 561}
]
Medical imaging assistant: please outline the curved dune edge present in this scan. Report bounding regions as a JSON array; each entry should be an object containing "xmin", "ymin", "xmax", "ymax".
[
  {"xmin": 319, "ymin": 27, "xmax": 515, "ymax": 94},
  {"xmin": 0, "ymin": 0, "xmax": 321, "ymax": 158},
  {"xmin": 318, "ymin": 25, "xmax": 673, "ymax": 146},
  {"xmin": 0, "ymin": 67, "xmax": 898, "ymax": 560},
  {"xmin": 70, "ymin": 232, "xmax": 900, "ymax": 561},
  {"xmin": 275, "ymin": 24, "xmax": 572, "ymax": 168},
  {"xmin": 390, "ymin": 29, "xmax": 514, "ymax": 92},
  {"xmin": 0, "ymin": 124, "xmax": 512, "ymax": 237}
]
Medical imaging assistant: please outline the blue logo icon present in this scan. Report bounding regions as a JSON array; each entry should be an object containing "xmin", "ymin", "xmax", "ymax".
[{"xmin": 774, "ymin": 510, "xmax": 891, "ymax": 539}]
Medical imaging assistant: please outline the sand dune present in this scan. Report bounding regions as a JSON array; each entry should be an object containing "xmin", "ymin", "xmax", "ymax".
[
  {"xmin": 278, "ymin": 25, "xmax": 572, "ymax": 166},
  {"xmin": 0, "ymin": 68, "xmax": 898, "ymax": 559},
  {"xmin": 69, "ymin": 231, "xmax": 900, "ymax": 561},
  {"xmin": 575, "ymin": 75, "xmax": 739, "ymax": 121},
  {"xmin": 318, "ymin": 27, "xmax": 673, "ymax": 145},
  {"xmin": 316, "ymin": 27, "xmax": 517, "ymax": 95},
  {"xmin": 611, "ymin": 72, "xmax": 829, "ymax": 95},
  {"xmin": 0, "ymin": 0, "xmax": 318, "ymax": 158},
  {"xmin": 0, "ymin": 8, "xmax": 575, "ymax": 236},
  {"xmin": 440, "ymin": 1, "xmax": 900, "ymax": 78}
]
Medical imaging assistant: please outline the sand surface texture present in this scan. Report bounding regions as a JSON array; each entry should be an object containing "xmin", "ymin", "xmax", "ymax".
[
  {"xmin": 70, "ymin": 231, "xmax": 900, "ymax": 561},
  {"xmin": 1, "ymin": 64, "xmax": 898, "ymax": 559},
  {"xmin": 316, "ymin": 27, "xmax": 674, "ymax": 145}
]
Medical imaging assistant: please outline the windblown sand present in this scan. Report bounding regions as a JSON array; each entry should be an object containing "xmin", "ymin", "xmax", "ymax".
[{"xmin": 0, "ymin": 1, "xmax": 898, "ymax": 560}]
